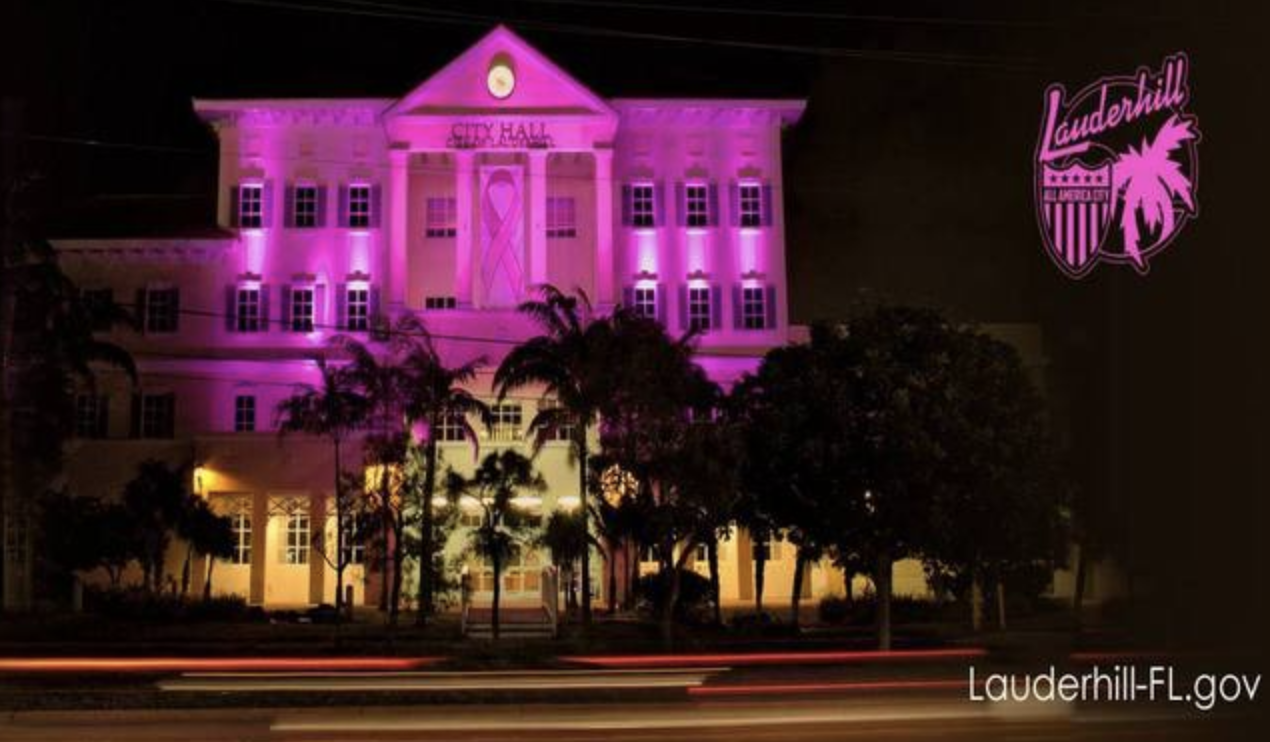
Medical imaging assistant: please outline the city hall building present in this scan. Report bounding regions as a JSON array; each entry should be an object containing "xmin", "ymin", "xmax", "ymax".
[{"xmin": 6, "ymin": 26, "xmax": 1108, "ymax": 613}]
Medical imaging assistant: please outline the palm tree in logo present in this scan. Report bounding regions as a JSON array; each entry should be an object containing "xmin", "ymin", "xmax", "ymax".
[{"xmin": 1112, "ymin": 114, "xmax": 1197, "ymax": 268}]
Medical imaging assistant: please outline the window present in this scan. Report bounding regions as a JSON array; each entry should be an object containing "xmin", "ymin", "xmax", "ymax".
[
  {"xmin": 685, "ymin": 183, "xmax": 709, "ymax": 228},
  {"xmin": 238, "ymin": 184, "xmax": 263, "ymax": 228},
  {"xmin": 695, "ymin": 542, "xmax": 709, "ymax": 562},
  {"xmin": 437, "ymin": 413, "xmax": 467, "ymax": 442},
  {"xmin": 631, "ymin": 184, "xmax": 655, "ymax": 228},
  {"xmin": 345, "ymin": 286, "xmax": 369, "ymax": 331},
  {"xmin": 425, "ymin": 197, "xmax": 457, "ymax": 237},
  {"xmin": 540, "ymin": 399, "xmax": 575, "ymax": 442},
  {"xmin": 688, "ymin": 286, "xmax": 712, "ymax": 332},
  {"xmin": 459, "ymin": 508, "xmax": 482, "ymax": 528},
  {"xmin": 74, "ymin": 395, "xmax": 108, "ymax": 439},
  {"xmin": 82, "ymin": 288, "xmax": 114, "ymax": 332},
  {"xmin": 752, "ymin": 533, "xmax": 784, "ymax": 561},
  {"xmin": 741, "ymin": 286, "xmax": 768, "ymax": 330},
  {"xmin": 348, "ymin": 184, "xmax": 371, "ymax": 228},
  {"xmin": 290, "ymin": 287, "xmax": 314, "ymax": 332},
  {"xmin": 633, "ymin": 286, "xmax": 657, "ymax": 320},
  {"xmin": 144, "ymin": 287, "xmax": 179, "ymax": 333},
  {"xmin": 489, "ymin": 403, "xmax": 523, "ymax": 442},
  {"xmin": 284, "ymin": 512, "xmax": 310, "ymax": 565},
  {"xmin": 739, "ymin": 183, "xmax": 763, "ymax": 228},
  {"xmin": 230, "ymin": 513, "xmax": 251, "ymax": 565},
  {"xmin": 546, "ymin": 196, "xmax": 576, "ymax": 238},
  {"xmin": 140, "ymin": 393, "xmax": 175, "ymax": 439},
  {"xmin": 235, "ymin": 286, "xmax": 261, "ymax": 333},
  {"xmin": 293, "ymin": 185, "xmax": 318, "ymax": 228},
  {"xmin": 425, "ymin": 296, "xmax": 457, "ymax": 310},
  {"xmin": 234, "ymin": 395, "xmax": 256, "ymax": 433}
]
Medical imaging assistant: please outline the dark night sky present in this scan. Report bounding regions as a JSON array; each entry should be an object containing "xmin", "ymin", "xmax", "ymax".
[{"xmin": 5, "ymin": 0, "xmax": 1269, "ymax": 651}]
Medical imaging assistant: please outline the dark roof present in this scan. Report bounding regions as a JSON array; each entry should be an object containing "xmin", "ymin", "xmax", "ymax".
[{"xmin": 45, "ymin": 194, "xmax": 229, "ymax": 241}]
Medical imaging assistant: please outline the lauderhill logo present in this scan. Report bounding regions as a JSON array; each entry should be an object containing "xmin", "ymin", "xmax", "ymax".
[{"xmin": 1035, "ymin": 53, "xmax": 1200, "ymax": 278}]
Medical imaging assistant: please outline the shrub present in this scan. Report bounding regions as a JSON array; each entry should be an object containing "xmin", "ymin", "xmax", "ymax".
[
  {"xmin": 818, "ymin": 595, "xmax": 851, "ymax": 625},
  {"xmin": 84, "ymin": 586, "xmax": 254, "ymax": 622},
  {"xmin": 636, "ymin": 569, "xmax": 714, "ymax": 624}
]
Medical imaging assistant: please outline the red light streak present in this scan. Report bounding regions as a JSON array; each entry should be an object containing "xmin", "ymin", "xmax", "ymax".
[{"xmin": 0, "ymin": 657, "xmax": 439, "ymax": 673}]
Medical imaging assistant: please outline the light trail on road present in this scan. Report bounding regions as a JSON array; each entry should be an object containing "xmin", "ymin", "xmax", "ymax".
[{"xmin": 0, "ymin": 656, "xmax": 439, "ymax": 673}]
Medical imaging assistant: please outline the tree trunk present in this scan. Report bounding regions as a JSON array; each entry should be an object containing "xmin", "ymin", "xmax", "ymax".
[
  {"xmin": 389, "ymin": 516, "xmax": 404, "ymax": 627},
  {"xmin": 754, "ymin": 546, "xmax": 767, "ymax": 614},
  {"xmin": 332, "ymin": 438, "xmax": 345, "ymax": 624},
  {"xmin": 790, "ymin": 550, "xmax": 806, "ymax": 629},
  {"xmin": 707, "ymin": 538, "xmax": 721, "ymax": 626},
  {"xmin": 577, "ymin": 442, "xmax": 591, "ymax": 625},
  {"xmin": 417, "ymin": 435, "xmax": 438, "ymax": 625},
  {"xmin": 970, "ymin": 569, "xmax": 984, "ymax": 632},
  {"xmin": 660, "ymin": 552, "xmax": 681, "ymax": 647},
  {"xmin": 203, "ymin": 558, "xmax": 215, "ymax": 601},
  {"xmin": 844, "ymin": 567, "xmax": 854, "ymax": 605},
  {"xmin": 378, "ymin": 465, "xmax": 391, "ymax": 614},
  {"xmin": 627, "ymin": 541, "xmax": 640, "ymax": 610},
  {"xmin": 875, "ymin": 550, "xmax": 893, "ymax": 650},
  {"xmin": 491, "ymin": 552, "xmax": 501, "ymax": 641},
  {"xmin": 606, "ymin": 540, "xmax": 617, "ymax": 615},
  {"xmin": 180, "ymin": 544, "xmax": 193, "ymax": 600},
  {"xmin": 996, "ymin": 579, "xmax": 1007, "ymax": 630},
  {"xmin": 1073, "ymin": 543, "xmax": 1088, "ymax": 623}
]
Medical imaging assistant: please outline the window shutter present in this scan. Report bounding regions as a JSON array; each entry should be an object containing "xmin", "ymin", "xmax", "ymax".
[
  {"xmin": 732, "ymin": 284, "xmax": 743, "ymax": 330},
  {"xmin": 335, "ymin": 283, "xmax": 347, "ymax": 330},
  {"xmin": 261, "ymin": 181, "xmax": 274, "ymax": 227},
  {"xmin": 708, "ymin": 182, "xmax": 719, "ymax": 227},
  {"xmin": 678, "ymin": 284, "xmax": 688, "ymax": 332},
  {"xmin": 283, "ymin": 184, "xmax": 295, "ymax": 228},
  {"xmin": 170, "ymin": 288, "xmax": 181, "ymax": 332},
  {"xmin": 135, "ymin": 288, "xmax": 148, "ymax": 334},
  {"xmin": 761, "ymin": 183, "xmax": 774, "ymax": 227},
  {"xmin": 370, "ymin": 184, "xmax": 382, "ymax": 228},
  {"xmin": 369, "ymin": 286, "xmax": 386, "ymax": 341},
  {"xmin": 337, "ymin": 184, "xmax": 349, "ymax": 228},
  {"xmin": 765, "ymin": 284, "xmax": 777, "ymax": 330},
  {"xmin": 129, "ymin": 394, "xmax": 142, "ymax": 439},
  {"xmin": 163, "ymin": 393, "xmax": 176, "ymax": 439},
  {"xmin": 674, "ymin": 181, "xmax": 685, "ymax": 227},
  {"xmin": 314, "ymin": 284, "xmax": 326, "ymax": 331},
  {"xmin": 655, "ymin": 283, "xmax": 667, "ymax": 323},
  {"xmin": 260, "ymin": 285, "xmax": 271, "ymax": 332},
  {"xmin": 279, "ymin": 286, "xmax": 292, "ymax": 332},
  {"xmin": 225, "ymin": 285, "xmax": 237, "ymax": 332},
  {"xmin": 728, "ymin": 181, "xmax": 739, "ymax": 227},
  {"xmin": 653, "ymin": 181, "xmax": 666, "ymax": 227},
  {"xmin": 622, "ymin": 286, "xmax": 634, "ymax": 310},
  {"xmin": 620, "ymin": 184, "xmax": 633, "ymax": 226},
  {"xmin": 316, "ymin": 185, "xmax": 328, "ymax": 227},
  {"xmin": 710, "ymin": 284, "xmax": 722, "ymax": 330},
  {"xmin": 230, "ymin": 186, "xmax": 241, "ymax": 227},
  {"xmin": 96, "ymin": 396, "xmax": 109, "ymax": 439}
]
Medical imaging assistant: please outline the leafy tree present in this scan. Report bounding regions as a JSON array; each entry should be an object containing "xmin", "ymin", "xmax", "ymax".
[
  {"xmin": 444, "ymin": 450, "xmax": 545, "ymax": 640},
  {"xmin": 122, "ymin": 460, "xmax": 189, "ymax": 593},
  {"xmin": 276, "ymin": 356, "xmax": 369, "ymax": 620},
  {"xmin": 198, "ymin": 509, "xmax": 236, "ymax": 601},
  {"xmin": 176, "ymin": 496, "xmax": 235, "ymax": 600},
  {"xmin": 495, "ymin": 285, "xmax": 614, "ymax": 624},
  {"xmin": 538, "ymin": 508, "xmax": 588, "ymax": 612},
  {"xmin": 920, "ymin": 330, "xmax": 1066, "ymax": 630},
  {"xmin": 1, "ymin": 223, "xmax": 134, "ymax": 607}
]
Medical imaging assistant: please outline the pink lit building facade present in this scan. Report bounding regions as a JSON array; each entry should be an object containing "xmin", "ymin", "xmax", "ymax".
[{"xmin": 29, "ymin": 26, "xmax": 835, "ymax": 610}]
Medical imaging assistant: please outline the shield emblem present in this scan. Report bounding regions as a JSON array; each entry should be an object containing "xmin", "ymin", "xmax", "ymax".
[{"xmin": 1039, "ymin": 162, "xmax": 1114, "ymax": 277}]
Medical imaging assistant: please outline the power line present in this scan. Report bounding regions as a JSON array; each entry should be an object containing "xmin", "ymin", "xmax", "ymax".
[{"xmin": 202, "ymin": 0, "xmax": 1037, "ymax": 71}]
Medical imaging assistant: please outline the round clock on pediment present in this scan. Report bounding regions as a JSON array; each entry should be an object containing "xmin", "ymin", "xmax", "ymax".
[{"xmin": 487, "ymin": 58, "xmax": 516, "ymax": 100}]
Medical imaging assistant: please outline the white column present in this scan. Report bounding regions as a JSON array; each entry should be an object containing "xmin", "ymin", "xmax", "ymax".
[
  {"xmin": 387, "ymin": 148, "xmax": 409, "ymax": 311},
  {"xmin": 528, "ymin": 150, "xmax": 549, "ymax": 288},
  {"xmin": 593, "ymin": 148, "xmax": 615, "ymax": 305},
  {"xmin": 454, "ymin": 150, "xmax": 474, "ymax": 306}
]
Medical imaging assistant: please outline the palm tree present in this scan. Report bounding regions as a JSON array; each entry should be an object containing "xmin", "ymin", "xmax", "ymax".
[
  {"xmin": 538, "ymin": 509, "xmax": 588, "ymax": 612},
  {"xmin": 176, "ymin": 495, "xmax": 233, "ymax": 600},
  {"xmin": 1112, "ymin": 114, "xmax": 1198, "ymax": 268},
  {"xmin": 397, "ymin": 322, "xmax": 489, "ymax": 624},
  {"xmin": 276, "ymin": 356, "xmax": 369, "ymax": 620},
  {"xmin": 199, "ymin": 511, "xmax": 236, "ymax": 601},
  {"xmin": 495, "ymin": 285, "xmax": 613, "ymax": 624},
  {"xmin": 445, "ymin": 450, "xmax": 545, "ymax": 640}
]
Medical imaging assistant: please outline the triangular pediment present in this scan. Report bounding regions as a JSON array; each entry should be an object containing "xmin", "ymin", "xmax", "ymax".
[{"xmin": 388, "ymin": 26, "xmax": 615, "ymax": 118}]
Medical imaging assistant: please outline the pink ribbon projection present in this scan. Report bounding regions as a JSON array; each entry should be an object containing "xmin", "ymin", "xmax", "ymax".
[{"xmin": 481, "ymin": 168, "xmax": 524, "ymax": 307}]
